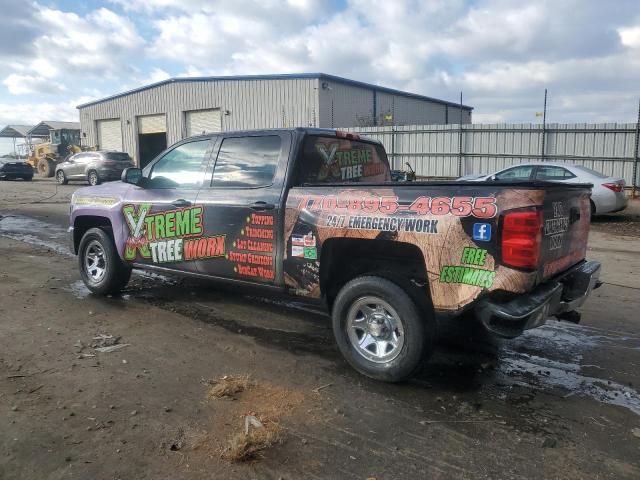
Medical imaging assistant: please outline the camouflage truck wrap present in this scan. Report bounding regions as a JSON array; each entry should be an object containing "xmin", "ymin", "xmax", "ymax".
[{"xmin": 69, "ymin": 128, "xmax": 601, "ymax": 382}]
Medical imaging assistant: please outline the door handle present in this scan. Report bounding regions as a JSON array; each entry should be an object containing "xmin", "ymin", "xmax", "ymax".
[
  {"xmin": 172, "ymin": 199, "xmax": 192, "ymax": 208},
  {"xmin": 250, "ymin": 201, "xmax": 275, "ymax": 211},
  {"xmin": 569, "ymin": 206, "xmax": 581, "ymax": 224}
]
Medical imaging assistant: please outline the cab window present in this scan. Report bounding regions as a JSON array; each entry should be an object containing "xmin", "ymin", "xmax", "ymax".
[
  {"xmin": 149, "ymin": 139, "xmax": 210, "ymax": 188},
  {"xmin": 535, "ymin": 166, "xmax": 576, "ymax": 180},
  {"xmin": 495, "ymin": 165, "xmax": 534, "ymax": 180},
  {"xmin": 211, "ymin": 135, "xmax": 281, "ymax": 188},
  {"xmin": 298, "ymin": 135, "xmax": 390, "ymax": 184}
]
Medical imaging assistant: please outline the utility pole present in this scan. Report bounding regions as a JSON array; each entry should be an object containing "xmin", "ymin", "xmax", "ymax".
[
  {"xmin": 541, "ymin": 88, "xmax": 548, "ymax": 161},
  {"xmin": 458, "ymin": 91, "xmax": 463, "ymax": 177},
  {"xmin": 633, "ymin": 98, "xmax": 640, "ymax": 198}
]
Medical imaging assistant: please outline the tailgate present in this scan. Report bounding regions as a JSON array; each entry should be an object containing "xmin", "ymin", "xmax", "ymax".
[{"xmin": 540, "ymin": 186, "xmax": 592, "ymax": 279}]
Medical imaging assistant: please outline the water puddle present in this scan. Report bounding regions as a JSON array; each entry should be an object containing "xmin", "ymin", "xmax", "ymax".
[
  {"xmin": 498, "ymin": 320, "xmax": 640, "ymax": 415},
  {"xmin": 0, "ymin": 214, "xmax": 71, "ymax": 256}
]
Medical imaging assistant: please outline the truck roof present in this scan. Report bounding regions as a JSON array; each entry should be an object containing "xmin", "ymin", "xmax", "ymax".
[{"xmin": 185, "ymin": 127, "xmax": 384, "ymax": 145}]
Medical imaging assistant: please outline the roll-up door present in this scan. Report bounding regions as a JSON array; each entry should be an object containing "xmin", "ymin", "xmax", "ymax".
[
  {"xmin": 137, "ymin": 114, "xmax": 166, "ymax": 134},
  {"xmin": 185, "ymin": 109, "xmax": 222, "ymax": 137},
  {"xmin": 97, "ymin": 119, "xmax": 122, "ymax": 151}
]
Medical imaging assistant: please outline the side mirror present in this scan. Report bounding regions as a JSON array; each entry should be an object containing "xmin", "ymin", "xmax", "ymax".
[
  {"xmin": 489, "ymin": 174, "xmax": 497, "ymax": 181},
  {"xmin": 121, "ymin": 167, "xmax": 143, "ymax": 185}
]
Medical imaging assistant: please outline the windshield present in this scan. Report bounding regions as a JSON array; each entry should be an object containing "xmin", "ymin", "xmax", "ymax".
[{"xmin": 573, "ymin": 165, "xmax": 608, "ymax": 178}]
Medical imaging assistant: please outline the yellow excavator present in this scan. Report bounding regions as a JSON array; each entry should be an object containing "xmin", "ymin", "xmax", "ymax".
[{"xmin": 27, "ymin": 127, "xmax": 94, "ymax": 177}]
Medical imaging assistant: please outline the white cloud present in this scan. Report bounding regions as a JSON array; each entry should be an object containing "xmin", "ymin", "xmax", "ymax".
[
  {"xmin": 2, "ymin": 0, "xmax": 640, "ymax": 127},
  {"xmin": 142, "ymin": 68, "xmax": 172, "ymax": 84},
  {"xmin": 619, "ymin": 25, "xmax": 640, "ymax": 48},
  {"xmin": 3, "ymin": 74, "xmax": 66, "ymax": 95},
  {"xmin": 1, "ymin": 5, "xmax": 144, "ymax": 89}
]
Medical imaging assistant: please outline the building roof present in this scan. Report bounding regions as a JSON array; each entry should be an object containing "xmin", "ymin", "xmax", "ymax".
[
  {"xmin": 0, "ymin": 124, "xmax": 43, "ymax": 138},
  {"xmin": 77, "ymin": 73, "xmax": 474, "ymax": 110},
  {"xmin": 27, "ymin": 121, "xmax": 81, "ymax": 136}
]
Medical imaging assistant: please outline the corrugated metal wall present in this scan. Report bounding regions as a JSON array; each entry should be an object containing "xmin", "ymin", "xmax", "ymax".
[
  {"xmin": 79, "ymin": 78, "xmax": 320, "ymax": 164},
  {"xmin": 345, "ymin": 123, "xmax": 639, "ymax": 186},
  {"xmin": 318, "ymin": 81, "xmax": 472, "ymax": 128}
]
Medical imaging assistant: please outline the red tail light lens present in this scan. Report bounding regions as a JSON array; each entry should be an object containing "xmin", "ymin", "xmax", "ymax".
[
  {"xmin": 501, "ymin": 210, "xmax": 543, "ymax": 270},
  {"xmin": 335, "ymin": 130, "xmax": 360, "ymax": 140},
  {"xmin": 602, "ymin": 182, "xmax": 623, "ymax": 193}
]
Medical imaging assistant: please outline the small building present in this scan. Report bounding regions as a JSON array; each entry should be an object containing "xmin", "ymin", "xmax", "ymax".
[{"xmin": 77, "ymin": 73, "xmax": 473, "ymax": 167}]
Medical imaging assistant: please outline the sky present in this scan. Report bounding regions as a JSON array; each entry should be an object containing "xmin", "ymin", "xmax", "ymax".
[{"xmin": 1, "ymin": 0, "xmax": 640, "ymax": 154}]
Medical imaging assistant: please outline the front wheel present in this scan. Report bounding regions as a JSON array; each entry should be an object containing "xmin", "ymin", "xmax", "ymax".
[
  {"xmin": 78, "ymin": 228, "xmax": 131, "ymax": 295},
  {"xmin": 332, "ymin": 276, "xmax": 433, "ymax": 382},
  {"xmin": 37, "ymin": 158, "xmax": 55, "ymax": 177}
]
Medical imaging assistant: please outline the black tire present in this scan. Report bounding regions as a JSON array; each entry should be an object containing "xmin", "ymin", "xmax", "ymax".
[
  {"xmin": 88, "ymin": 170, "xmax": 100, "ymax": 186},
  {"xmin": 332, "ymin": 276, "xmax": 433, "ymax": 382},
  {"xmin": 56, "ymin": 170, "xmax": 68, "ymax": 185},
  {"xmin": 24, "ymin": 176, "xmax": 33, "ymax": 181},
  {"xmin": 37, "ymin": 158, "xmax": 55, "ymax": 177},
  {"xmin": 589, "ymin": 200, "xmax": 596, "ymax": 221},
  {"xmin": 78, "ymin": 227, "xmax": 131, "ymax": 295}
]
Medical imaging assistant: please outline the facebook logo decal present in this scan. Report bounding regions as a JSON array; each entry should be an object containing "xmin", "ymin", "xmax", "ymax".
[{"xmin": 473, "ymin": 223, "xmax": 492, "ymax": 242}]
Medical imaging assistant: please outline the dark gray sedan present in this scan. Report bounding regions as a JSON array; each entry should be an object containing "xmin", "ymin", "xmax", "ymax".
[
  {"xmin": 55, "ymin": 151, "xmax": 134, "ymax": 186},
  {"xmin": 0, "ymin": 159, "xmax": 33, "ymax": 181}
]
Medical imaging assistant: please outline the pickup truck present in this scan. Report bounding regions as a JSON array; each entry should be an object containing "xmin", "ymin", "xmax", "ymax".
[{"xmin": 69, "ymin": 128, "xmax": 601, "ymax": 382}]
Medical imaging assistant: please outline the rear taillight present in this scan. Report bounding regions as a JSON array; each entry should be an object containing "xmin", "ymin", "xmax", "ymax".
[
  {"xmin": 501, "ymin": 209, "xmax": 543, "ymax": 270},
  {"xmin": 335, "ymin": 130, "xmax": 360, "ymax": 140},
  {"xmin": 602, "ymin": 182, "xmax": 623, "ymax": 193}
]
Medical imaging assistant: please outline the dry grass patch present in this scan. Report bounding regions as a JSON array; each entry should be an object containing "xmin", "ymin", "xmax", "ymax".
[
  {"xmin": 207, "ymin": 374, "xmax": 251, "ymax": 399},
  {"xmin": 207, "ymin": 374, "xmax": 307, "ymax": 463},
  {"xmin": 221, "ymin": 421, "xmax": 284, "ymax": 462}
]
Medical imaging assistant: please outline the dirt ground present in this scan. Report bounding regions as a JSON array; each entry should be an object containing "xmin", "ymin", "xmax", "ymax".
[
  {"xmin": 590, "ymin": 196, "xmax": 640, "ymax": 237},
  {"xmin": 1, "ymin": 178, "xmax": 640, "ymax": 479}
]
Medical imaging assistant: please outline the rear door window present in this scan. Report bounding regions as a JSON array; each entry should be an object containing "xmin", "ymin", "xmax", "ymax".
[
  {"xmin": 211, "ymin": 135, "xmax": 281, "ymax": 188},
  {"xmin": 535, "ymin": 166, "xmax": 576, "ymax": 180},
  {"xmin": 298, "ymin": 135, "xmax": 390, "ymax": 184},
  {"xmin": 495, "ymin": 165, "xmax": 534, "ymax": 180}
]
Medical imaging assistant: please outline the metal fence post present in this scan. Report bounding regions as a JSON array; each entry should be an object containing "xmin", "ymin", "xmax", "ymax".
[
  {"xmin": 458, "ymin": 92, "xmax": 463, "ymax": 176},
  {"xmin": 391, "ymin": 124, "xmax": 397, "ymax": 170},
  {"xmin": 541, "ymin": 89, "xmax": 547, "ymax": 161},
  {"xmin": 633, "ymin": 98, "xmax": 640, "ymax": 198}
]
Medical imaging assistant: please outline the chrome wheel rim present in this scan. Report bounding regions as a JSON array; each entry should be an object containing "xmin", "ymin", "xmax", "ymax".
[
  {"xmin": 346, "ymin": 296, "xmax": 405, "ymax": 363},
  {"xmin": 89, "ymin": 172, "xmax": 97, "ymax": 185},
  {"xmin": 56, "ymin": 171, "xmax": 64, "ymax": 183},
  {"xmin": 84, "ymin": 240, "xmax": 106, "ymax": 283}
]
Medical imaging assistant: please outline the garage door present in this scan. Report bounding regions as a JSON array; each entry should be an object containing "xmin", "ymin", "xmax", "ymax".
[
  {"xmin": 137, "ymin": 114, "xmax": 167, "ymax": 134},
  {"xmin": 186, "ymin": 109, "xmax": 221, "ymax": 137},
  {"xmin": 96, "ymin": 119, "xmax": 123, "ymax": 151}
]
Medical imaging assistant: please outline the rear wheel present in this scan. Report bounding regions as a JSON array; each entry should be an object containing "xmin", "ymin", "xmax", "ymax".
[
  {"xmin": 590, "ymin": 200, "xmax": 596, "ymax": 221},
  {"xmin": 88, "ymin": 170, "xmax": 100, "ymax": 186},
  {"xmin": 78, "ymin": 228, "xmax": 131, "ymax": 295},
  {"xmin": 332, "ymin": 276, "xmax": 433, "ymax": 382},
  {"xmin": 56, "ymin": 170, "xmax": 68, "ymax": 185}
]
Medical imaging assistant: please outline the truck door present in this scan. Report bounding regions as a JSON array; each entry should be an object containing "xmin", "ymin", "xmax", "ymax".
[
  {"xmin": 120, "ymin": 138, "xmax": 213, "ymax": 273},
  {"xmin": 193, "ymin": 132, "xmax": 292, "ymax": 285}
]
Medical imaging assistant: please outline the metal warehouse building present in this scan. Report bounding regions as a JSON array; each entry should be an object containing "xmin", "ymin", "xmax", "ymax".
[{"xmin": 77, "ymin": 73, "xmax": 473, "ymax": 167}]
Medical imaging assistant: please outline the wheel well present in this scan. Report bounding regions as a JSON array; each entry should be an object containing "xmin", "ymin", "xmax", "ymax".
[
  {"xmin": 320, "ymin": 238, "xmax": 431, "ymax": 311},
  {"xmin": 73, "ymin": 216, "xmax": 112, "ymax": 254}
]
